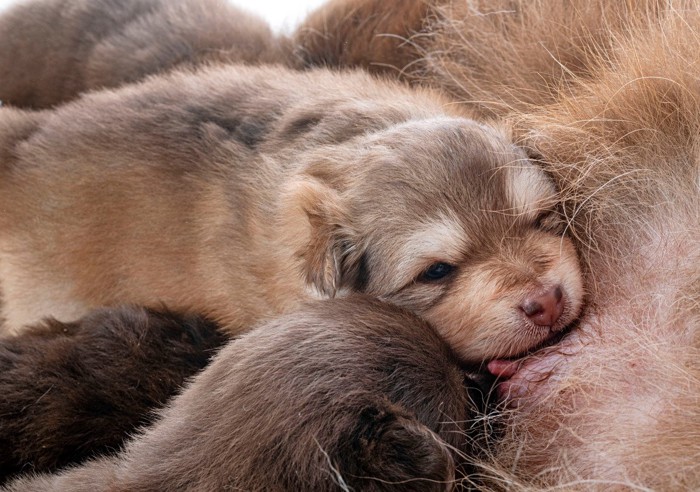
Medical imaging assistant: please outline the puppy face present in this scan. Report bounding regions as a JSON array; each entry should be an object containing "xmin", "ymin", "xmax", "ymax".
[{"xmin": 293, "ymin": 117, "xmax": 584, "ymax": 363}]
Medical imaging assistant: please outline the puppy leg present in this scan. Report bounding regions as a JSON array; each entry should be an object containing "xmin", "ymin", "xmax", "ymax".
[{"xmin": 339, "ymin": 402, "xmax": 457, "ymax": 491}]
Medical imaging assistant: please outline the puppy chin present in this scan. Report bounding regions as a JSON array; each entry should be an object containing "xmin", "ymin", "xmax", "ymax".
[{"xmin": 427, "ymin": 303, "xmax": 563, "ymax": 364}]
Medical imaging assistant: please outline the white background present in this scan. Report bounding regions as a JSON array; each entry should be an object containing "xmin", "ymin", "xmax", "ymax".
[{"xmin": 0, "ymin": 0, "xmax": 326, "ymax": 32}]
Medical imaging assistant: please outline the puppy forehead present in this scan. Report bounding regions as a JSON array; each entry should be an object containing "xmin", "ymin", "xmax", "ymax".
[
  {"xmin": 366, "ymin": 116, "xmax": 524, "ymax": 183},
  {"xmin": 388, "ymin": 116, "xmax": 515, "ymax": 153},
  {"xmin": 391, "ymin": 115, "xmax": 484, "ymax": 132},
  {"xmin": 396, "ymin": 214, "xmax": 467, "ymax": 267}
]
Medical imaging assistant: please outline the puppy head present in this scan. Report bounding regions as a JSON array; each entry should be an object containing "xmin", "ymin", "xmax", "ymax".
[{"xmin": 286, "ymin": 117, "xmax": 584, "ymax": 363}]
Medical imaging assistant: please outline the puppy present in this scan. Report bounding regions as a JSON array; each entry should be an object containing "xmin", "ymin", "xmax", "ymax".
[
  {"xmin": 0, "ymin": 63, "xmax": 583, "ymax": 364},
  {"xmin": 4, "ymin": 297, "xmax": 489, "ymax": 491},
  {"xmin": 0, "ymin": 0, "xmax": 284, "ymax": 109},
  {"xmin": 295, "ymin": 0, "xmax": 700, "ymax": 488},
  {"xmin": 0, "ymin": 306, "xmax": 227, "ymax": 483}
]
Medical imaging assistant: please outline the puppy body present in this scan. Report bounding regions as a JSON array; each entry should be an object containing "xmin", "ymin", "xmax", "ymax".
[
  {"xmin": 296, "ymin": 0, "xmax": 700, "ymax": 488},
  {"xmin": 0, "ymin": 63, "xmax": 582, "ymax": 363},
  {"xmin": 0, "ymin": 307, "xmax": 227, "ymax": 483},
  {"xmin": 4, "ymin": 297, "xmax": 483, "ymax": 491},
  {"xmin": 0, "ymin": 0, "xmax": 284, "ymax": 109}
]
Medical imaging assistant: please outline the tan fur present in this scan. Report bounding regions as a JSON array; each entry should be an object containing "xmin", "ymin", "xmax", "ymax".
[
  {"xmin": 0, "ymin": 0, "xmax": 284, "ymax": 109},
  {"xmin": 296, "ymin": 0, "xmax": 700, "ymax": 488},
  {"xmin": 3, "ymin": 297, "xmax": 482, "ymax": 491},
  {"xmin": 0, "ymin": 63, "xmax": 582, "ymax": 364}
]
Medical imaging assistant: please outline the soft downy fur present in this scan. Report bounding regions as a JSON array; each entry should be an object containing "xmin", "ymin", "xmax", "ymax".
[
  {"xmin": 3, "ymin": 297, "xmax": 491, "ymax": 492},
  {"xmin": 0, "ymin": 61, "xmax": 583, "ymax": 365},
  {"xmin": 296, "ymin": 0, "xmax": 700, "ymax": 489},
  {"xmin": 0, "ymin": 0, "xmax": 284, "ymax": 109},
  {"xmin": 0, "ymin": 306, "xmax": 227, "ymax": 484}
]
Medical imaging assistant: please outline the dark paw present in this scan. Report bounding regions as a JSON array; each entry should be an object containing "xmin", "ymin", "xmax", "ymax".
[{"xmin": 343, "ymin": 402, "xmax": 456, "ymax": 491}]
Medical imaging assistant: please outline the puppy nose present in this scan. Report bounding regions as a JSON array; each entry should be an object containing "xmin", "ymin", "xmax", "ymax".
[{"xmin": 521, "ymin": 286, "xmax": 564, "ymax": 327}]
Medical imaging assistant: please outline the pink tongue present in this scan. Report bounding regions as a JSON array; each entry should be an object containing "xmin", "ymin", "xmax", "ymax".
[{"xmin": 487, "ymin": 359, "xmax": 520, "ymax": 378}]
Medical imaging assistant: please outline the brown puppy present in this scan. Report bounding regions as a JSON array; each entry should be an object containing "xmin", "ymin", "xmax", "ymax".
[
  {"xmin": 296, "ymin": 0, "xmax": 700, "ymax": 489},
  {"xmin": 0, "ymin": 0, "xmax": 284, "ymax": 109},
  {"xmin": 0, "ymin": 63, "xmax": 583, "ymax": 364},
  {"xmin": 0, "ymin": 306, "xmax": 227, "ymax": 483},
  {"xmin": 4, "ymin": 297, "xmax": 488, "ymax": 491}
]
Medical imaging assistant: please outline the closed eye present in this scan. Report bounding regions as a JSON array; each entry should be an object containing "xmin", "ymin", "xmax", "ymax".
[{"xmin": 418, "ymin": 262, "xmax": 456, "ymax": 283}]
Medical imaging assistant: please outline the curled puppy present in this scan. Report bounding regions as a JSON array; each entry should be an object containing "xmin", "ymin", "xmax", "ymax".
[
  {"xmin": 0, "ymin": 63, "xmax": 583, "ymax": 363},
  {"xmin": 0, "ymin": 306, "xmax": 227, "ymax": 483},
  {"xmin": 0, "ymin": 0, "xmax": 284, "ymax": 109},
  {"xmin": 4, "ymin": 297, "xmax": 489, "ymax": 491}
]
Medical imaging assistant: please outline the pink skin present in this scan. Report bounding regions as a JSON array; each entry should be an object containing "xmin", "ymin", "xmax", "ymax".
[{"xmin": 488, "ymin": 326, "xmax": 587, "ymax": 407}]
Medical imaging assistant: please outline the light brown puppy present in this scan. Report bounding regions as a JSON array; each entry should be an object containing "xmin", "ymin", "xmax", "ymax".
[
  {"xmin": 296, "ymin": 0, "xmax": 700, "ymax": 489},
  {"xmin": 0, "ymin": 63, "xmax": 582, "ymax": 363},
  {"xmin": 0, "ymin": 0, "xmax": 284, "ymax": 109},
  {"xmin": 3, "ymin": 297, "xmax": 485, "ymax": 492}
]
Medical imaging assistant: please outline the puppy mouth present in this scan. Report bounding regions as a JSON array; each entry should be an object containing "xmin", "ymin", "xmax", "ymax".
[{"xmin": 485, "ymin": 326, "xmax": 572, "ymax": 405}]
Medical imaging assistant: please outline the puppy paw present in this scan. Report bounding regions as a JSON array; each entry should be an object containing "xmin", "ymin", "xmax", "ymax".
[{"xmin": 342, "ymin": 402, "xmax": 456, "ymax": 491}]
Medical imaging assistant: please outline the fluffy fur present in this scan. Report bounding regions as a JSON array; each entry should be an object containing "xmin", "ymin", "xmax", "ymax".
[
  {"xmin": 291, "ymin": 0, "xmax": 442, "ymax": 78},
  {"xmin": 0, "ymin": 62, "xmax": 582, "ymax": 363},
  {"xmin": 297, "ymin": 0, "xmax": 700, "ymax": 489},
  {"xmin": 0, "ymin": 306, "xmax": 226, "ymax": 484},
  {"xmin": 4, "ymin": 297, "xmax": 491, "ymax": 491},
  {"xmin": 0, "ymin": 0, "xmax": 283, "ymax": 109}
]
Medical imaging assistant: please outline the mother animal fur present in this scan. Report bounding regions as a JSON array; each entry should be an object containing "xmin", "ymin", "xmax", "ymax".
[
  {"xmin": 0, "ymin": 63, "xmax": 582, "ymax": 363},
  {"xmin": 4, "ymin": 297, "xmax": 484, "ymax": 491}
]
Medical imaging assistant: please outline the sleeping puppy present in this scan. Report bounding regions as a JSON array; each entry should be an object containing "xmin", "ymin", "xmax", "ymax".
[
  {"xmin": 3, "ymin": 297, "xmax": 490, "ymax": 491},
  {"xmin": 0, "ymin": 306, "xmax": 227, "ymax": 483},
  {"xmin": 0, "ymin": 63, "xmax": 583, "ymax": 363},
  {"xmin": 0, "ymin": 0, "xmax": 284, "ymax": 109}
]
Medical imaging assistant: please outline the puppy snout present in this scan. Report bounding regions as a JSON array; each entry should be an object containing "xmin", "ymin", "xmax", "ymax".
[{"xmin": 521, "ymin": 286, "xmax": 564, "ymax": 328}]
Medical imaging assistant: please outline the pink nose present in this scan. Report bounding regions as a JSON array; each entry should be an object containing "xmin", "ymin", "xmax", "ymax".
[{"xmin": 521, "ymin": 286, "xmax": 564, "ymax": 327}]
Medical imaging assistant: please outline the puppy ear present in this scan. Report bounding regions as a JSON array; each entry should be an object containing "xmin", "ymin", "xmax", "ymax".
[
  {"xmin": 345, "ymin": 402, "xmax": 457, "ymax": 491},
  {"xmin": 279, "ymin": 177, "xmax": 357, "ymax": 297}
]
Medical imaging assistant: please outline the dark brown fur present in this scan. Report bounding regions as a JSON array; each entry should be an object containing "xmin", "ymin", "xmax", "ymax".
[
  {"xmin": 4, "ymin": 297, "xmax": 491, "ymax": 491},
  {"xmin": 0, "ymin": 0, "xmax": 284, "ymax": 109},
  {"xmin": 0, "ymin": 306, "xmax": 227, "ymax": 484}
]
